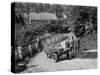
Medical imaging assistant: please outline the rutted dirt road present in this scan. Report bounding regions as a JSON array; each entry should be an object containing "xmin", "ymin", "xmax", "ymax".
[{"xmin": 22, "ymin": 49, "xmax": 97, "ymax": 73}]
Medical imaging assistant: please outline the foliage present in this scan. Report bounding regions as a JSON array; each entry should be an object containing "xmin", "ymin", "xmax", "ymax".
[{"xmin": 15, "ymin": 3, "xmax": 97, "ymax": 46}]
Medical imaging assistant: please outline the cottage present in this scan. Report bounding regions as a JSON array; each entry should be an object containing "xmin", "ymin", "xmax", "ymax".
[{"xmin": 29, "ymin": 12, "xmax": 57, "ymax": 24}]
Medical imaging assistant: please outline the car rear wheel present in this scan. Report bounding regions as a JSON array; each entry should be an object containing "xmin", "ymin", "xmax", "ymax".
[{"xmin": 51, "ymin": 53, "xmax": 58, "ymax": 62}]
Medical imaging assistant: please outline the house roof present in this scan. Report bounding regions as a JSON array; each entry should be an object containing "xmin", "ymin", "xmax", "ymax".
[{"xmin": 29, "ymin": 12, "xmax": 57, "ymax": 20}]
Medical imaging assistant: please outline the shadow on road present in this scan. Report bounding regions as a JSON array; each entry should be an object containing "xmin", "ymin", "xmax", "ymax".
[
  {"xmin": 76, "ymin": 51, "xmax": 97, "ymax": 59},
  {"xmin": 57, "ymin": 50, "xmax": 97, "ymax": 62}
]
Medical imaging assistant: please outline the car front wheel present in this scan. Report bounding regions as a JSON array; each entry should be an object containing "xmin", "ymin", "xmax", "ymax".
[{"xmin": 51, "ymin": 53, "xmax": 58, "ymax": 62}]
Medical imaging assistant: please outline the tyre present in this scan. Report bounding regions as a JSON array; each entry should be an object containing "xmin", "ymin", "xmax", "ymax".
[{"xmin": 51, "ymin": 53, "xmax": 58, "ymax": 62}]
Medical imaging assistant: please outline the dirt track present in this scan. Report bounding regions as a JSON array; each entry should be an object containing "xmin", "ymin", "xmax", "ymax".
[{"xmin": 22, "ymin": 49, "xmax": 97, "ymax": 73}]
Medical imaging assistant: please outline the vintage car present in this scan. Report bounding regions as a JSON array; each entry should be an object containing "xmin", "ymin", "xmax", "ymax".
[{"xmin": 44, "ymin": 34, "xmax": 80, "ymax": 62}]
